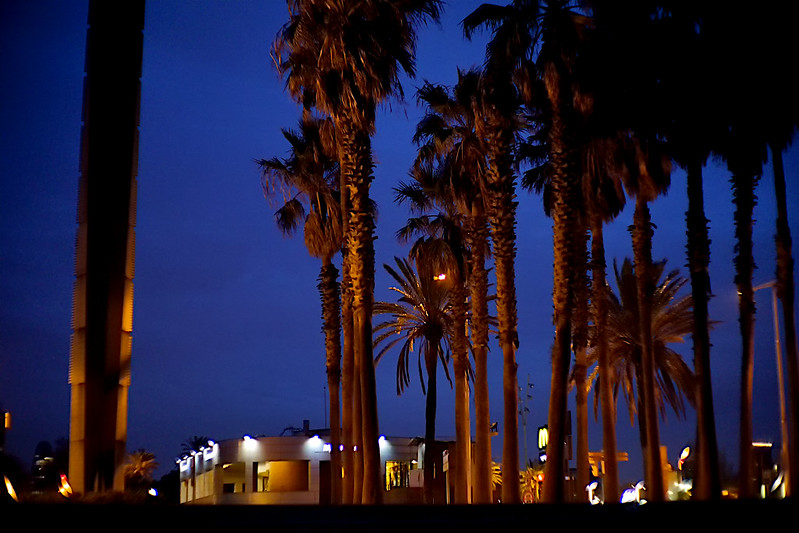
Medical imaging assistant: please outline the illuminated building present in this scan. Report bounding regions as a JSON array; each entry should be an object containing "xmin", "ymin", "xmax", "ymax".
[{"xmin": 177, "ymin": 425, "xmax": 459, "ymax": 505}]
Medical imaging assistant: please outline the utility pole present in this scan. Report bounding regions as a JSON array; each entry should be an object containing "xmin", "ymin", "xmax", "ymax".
[{"xmin": 519, "ymin": 375, "xmax": 533, "ymax": 467}]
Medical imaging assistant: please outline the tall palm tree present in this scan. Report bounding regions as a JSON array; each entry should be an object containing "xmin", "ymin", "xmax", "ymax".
[
  {"xmin": 258, "ymin": 115, "xmax": 344, "ymax": 503},
  {"xmin": 273, "ymin": 0, "xmax": 443, "ymax": 503},
  {"xmin": 374, "ymin": 255, "xmax": 456, "ymax": 504},
  {"xmin": 636, "ymin": 3, "xmax": 725, "ymax": 500},
  {"xmin": 596, "ymin": 258, "xmax": 696, "ymax": 496},
  {"xmin": 464, "ymin": 0, "xmax": 594, "ymax": 503},
  {"xmin": 463, "ymin": 4, "xmax": 541, "ymax": 500},
  {"xmin": 411, "ymin": 69, "xmax": 493, "ymax": 503}
]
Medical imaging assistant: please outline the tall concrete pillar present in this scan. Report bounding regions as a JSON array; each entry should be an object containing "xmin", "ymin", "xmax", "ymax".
[{"xmin": 69, "ymin": 0, "xmax": 144, "ymax": 494}]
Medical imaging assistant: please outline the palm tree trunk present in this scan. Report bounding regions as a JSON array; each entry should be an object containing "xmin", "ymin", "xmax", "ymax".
[
  {"xmin": 424, "ymin": 346, "xmax": 439, "ymax": 504},
  {"xmin": 731, "ymin": 169, "xmax": 758, "ymax": 499},
  {"xmin": 485, "ymin": 133, "xmax": 521, "ymax": 504},
  {"xmin": 685, "ymin": 160, "xmax": 721, "ymax": 500},
  {"xmin": 339, "ymin": 121, "xmax": 380, "ymax": 504},
  {"xmin": 340, "ymin": 159, "xmax": 355, "ymax": 504},
  {"xmin": 468, "ymin": 210, "xmax": 492, "ymax": 504},
  {"xmin": 573, "ymin": 223, "xmax": 590, "ymax": 501},
  {"xmin": 771, "ymin": 143, "xmax": 799, "ymax": 497},
  {"xmin": 352, "ymin": 345, "xmax": 363, "ymax": 504},
  {"xmin": 452, "ymin": 279, "xmax": 471, "ymax": 504},
  {"xmin": 590, "ymin": 212, "xmax": 619, "ymax": 503},
  {"xmin": 632, "ymin": 195, "xmax": 664, "ymax": 502},
  {"xmin": 319, "ymin": 259, "xmax": 342, "ymax": 504},
  {"xmin": 543, "ymin": 69, "xmax": 577, "ymax": 504},
  {"xmin": 635, "ymin": 367, "xmax": 649, "ymax": 482}
]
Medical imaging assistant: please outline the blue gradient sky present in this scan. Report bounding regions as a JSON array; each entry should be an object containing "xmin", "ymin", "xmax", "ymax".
[{"xmin": 2, "ymin": 1, "xmax": 797, "ymax": 485}]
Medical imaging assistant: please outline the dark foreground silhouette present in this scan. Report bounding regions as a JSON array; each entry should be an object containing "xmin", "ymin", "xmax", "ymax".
[{"xmin": 3, "ymin": 499, "xmax": 796, "ymax": 530}]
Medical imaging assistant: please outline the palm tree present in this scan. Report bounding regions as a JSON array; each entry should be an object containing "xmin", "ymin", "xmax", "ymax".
[
  {"xmin": 411, "ymin": 69, "xmax": 493, "ymax": 503},
  {"xmin": 463, "ymin": 4, "xmax": 541, "ymax": 500},
  {"xmin": 273, "ymin": 0, "xmax": 443, "ymax": 503},
  {"xmin": 374, "ymin": 255, "xmax": 456, "ymax": 504},
  {"xmin": 396, "ymin": 213, "xmax": 473, "ymax": 503},
  {"xmin": 464, "ymin": 0, "xmax": 597, "ymax": 503},
  {"xmin": 180, "ymin": 436, "xmax": 212, "ymax": 455},
  {"xmin": 596, "ymin": 258, "xmax": 696, "ymax": 497},
  {"xmin": 258, "ymin": 114, "xmax": 344, "ymax": 503},
  {"xmin": 579, "ymin": 139, "xmax": 631, "ymax": 505},
  {"xmin": 122, "ymin": 449, "xmax": 158, "ymax": 494},
  {"xmin": 622, "ymin": 141, "xmax": 672, "ymax": 501},
  {"xmin": 629, "ymin": 3, "xmax": 725, "ymax": 499}
]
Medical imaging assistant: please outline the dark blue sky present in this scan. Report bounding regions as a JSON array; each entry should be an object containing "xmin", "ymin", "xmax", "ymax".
[{"xmin": 1, "ymin": 1, "xmax": 797, "ymax": 485}]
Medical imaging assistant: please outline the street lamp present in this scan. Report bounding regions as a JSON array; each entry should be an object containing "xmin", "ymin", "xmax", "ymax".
[{"xmin": 754, "ymin": 281, "xmax": 790, "ymax": 496}]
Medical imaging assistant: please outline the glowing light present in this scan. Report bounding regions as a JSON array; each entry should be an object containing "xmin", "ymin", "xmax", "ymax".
[
  {"xmin": 323, "ymin": 443, "xmax": 332, "ymax": 453},
  {"xmin": 58, "ymin": 474, "xmax": 73, "ymax": 497},
  {"xmin": 586, "ymin": 481, "xmax": 600, "ymax": 505},
  {"xmin": 148, "ymin": 488, "xmax": 158, "ymax": 497},
  {"xmin": 4, "ymin": 476, "xmax": 18, "ymax": 502},
  {"xmin": 771, "ymin": 472, "xmax": 784, "ymax": 493},
  {"xmin": 242, "ymin": 435, "xmax": 258, "ymax": 451},
  {"xmin": 678, "ymin": 446, "xmax": 690, "ymax": 470},
  {"xmin": 434, "ymin": 274, "xmax": 446, "ymax": 281},
  {"xmin": 621, "ymin": 481, "xmax": 645, "ymax": 504},
  {"xmin": 203, "ymin": 442, "xmax": 218, "ymax": 461}
]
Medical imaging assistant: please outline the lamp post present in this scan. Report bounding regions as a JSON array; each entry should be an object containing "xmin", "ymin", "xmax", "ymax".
[{"xmin": 754, "ymin": 281, "xmax": 790, "ymax": 495}]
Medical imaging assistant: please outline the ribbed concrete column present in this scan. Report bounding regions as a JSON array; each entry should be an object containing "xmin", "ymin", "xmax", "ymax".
[{"xmin": 69, "ymin": 0, "xmax": 144, "ymax": 495}]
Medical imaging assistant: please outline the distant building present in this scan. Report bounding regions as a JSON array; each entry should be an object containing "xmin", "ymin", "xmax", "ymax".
[{"xmin": 178, "ymin": 426, "xmax": 459, "ymax": 505}]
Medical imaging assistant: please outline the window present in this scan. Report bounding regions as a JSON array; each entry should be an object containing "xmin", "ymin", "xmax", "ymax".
[
  {"xmin": 254, "ymin": 460, "xmax": 309, "ymax": 492},
  {"xmin": 385, "ymin": 461, "xmax": 411, "ymax": 491}
]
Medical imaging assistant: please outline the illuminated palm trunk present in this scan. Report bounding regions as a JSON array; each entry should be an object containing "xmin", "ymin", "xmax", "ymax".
[
  {"xmin": 467, "ymin": 211, "xmax": 492, "ymax": 503},
  {"xmin": 340, "ymin": 170, "xmax": 356, "ymax": 504},
  {"xmin": 543, "ymin": 68, "xmax": 578, "ymax": 504},
  {"xmin": 484, "ymin": 122, "xmax": 520, "ymax": 505},
  {"xmin": 339, "ymin": 122, "xmax": 381, "ymax": 504},
  {"xmin": 451, "ymin": 278, "xmax": 471, "ymax": 504}
]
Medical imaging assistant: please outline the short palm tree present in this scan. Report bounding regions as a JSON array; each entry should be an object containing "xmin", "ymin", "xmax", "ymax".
[
  {"xmin": 594, "ymin": 257, "xmax": 696, "ymax": 489},
  {"xmin": 180, "ymin": 435, "xmax": 212, "ymax": 455},
  {"xmin": 122, "ymin": 449, "xmax": 158, "ymax": 494},
  {"xmin": 374, "ymin": 255, "xmax": 455, "ymax": 504}
]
